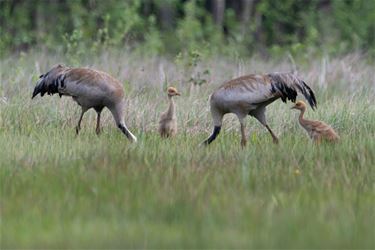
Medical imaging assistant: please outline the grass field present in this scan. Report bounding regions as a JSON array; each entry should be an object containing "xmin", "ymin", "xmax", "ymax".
[{"xmin": 1, "ymin": 51, "xmax": 375, "ymax": 248}]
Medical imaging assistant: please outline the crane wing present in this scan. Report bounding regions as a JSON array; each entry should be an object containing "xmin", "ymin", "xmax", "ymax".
[
  {"xmin": 32, "ymin": 64, "xmax": 69, "ymax": 98},
  {"xmin": 269, "ymin": 73, "xmax": 317, "ymax": 109}
]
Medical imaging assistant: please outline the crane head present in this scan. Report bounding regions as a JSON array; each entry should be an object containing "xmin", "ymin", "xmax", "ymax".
[
  {"xmin": 167, "ymin": 87, "xmax": 181, "ymax": 96},
  {"xmin": 291, "ymin": 100, "xmax": 307, "ymax": 110}
]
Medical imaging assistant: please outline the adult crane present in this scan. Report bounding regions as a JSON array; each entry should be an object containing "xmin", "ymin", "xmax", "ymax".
[
  {"xmin": 32, "ymin": 64, "xmax": 137, "ymax": 142},
  {"xmin": 203, "ymin": 72, "xmax": 317, "ymax": 146}
]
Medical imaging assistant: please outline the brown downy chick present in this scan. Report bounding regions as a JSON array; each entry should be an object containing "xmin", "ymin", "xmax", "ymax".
[
  {"xmin": 159, "ymin": 87, "xmax": 180, "ymax": 138},
  {"xmin": 291, "ymin": 100, "xmax": 339, "ymax": 143}
]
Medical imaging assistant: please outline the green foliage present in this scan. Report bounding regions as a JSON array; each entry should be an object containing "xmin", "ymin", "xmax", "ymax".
[
  {"xmin": 136, "ymin": 15, "xmax": 165, "ymax": 56},
  {"xmin": 0, "ymin": 0, "xmax": 375, "ymax": 57},
  {"xmin": 331, "ymin": 0, "xmax": 375, "ymax": 52},
  {"xmin": 176, "ymin": 0, "xmax": 204, "ymax": 50},
  {"xmin": 175, "ymin": 49, "xmax": 210, "ymax": 87},
  {"xmin": 175, "ymin": 0, "xmax": 225, "ymax": 55},
  {"xmin": 62, "ymin": 29, "xmax": 85, "ymax": 66}
]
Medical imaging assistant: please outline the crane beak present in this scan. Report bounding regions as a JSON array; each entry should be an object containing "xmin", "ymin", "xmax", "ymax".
[
  {"xmin": 291, "ymin": 105, "xmax": 296, "ymax": 110},
  {"xmin": 176, "ymin": 92, "xmax": 181, "ymax": 96}
]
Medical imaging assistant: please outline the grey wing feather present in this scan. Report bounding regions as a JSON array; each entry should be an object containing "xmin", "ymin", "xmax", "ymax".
[
  {"xmin": 32, "ymin": 65, "xmax": 68, "ymax": 99},
  {"xmin": 269, "ymin": 73, "xmax": 317, "ymax": 109}
]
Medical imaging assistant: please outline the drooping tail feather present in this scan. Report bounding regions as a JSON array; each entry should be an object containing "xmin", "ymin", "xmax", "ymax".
[
  {"xmin": 32, "ymin": 64, "xmax": 68, "ymax": 99},
  {"xmin": 32, "ymin": 76, "xmax": 58, "ymax": 98},
  {"xmin": 269, "ymin": 73, "xmax": 317, "ymax": 109}
]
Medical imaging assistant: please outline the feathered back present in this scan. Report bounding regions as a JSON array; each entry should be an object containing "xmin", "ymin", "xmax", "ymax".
[
  {"xmin": 32, "ymin": 64, "xmax": 69, "ymax": 99},
  {"xmin": 269, "ymin": 73, "xmax": 317, "ymax": 109}
]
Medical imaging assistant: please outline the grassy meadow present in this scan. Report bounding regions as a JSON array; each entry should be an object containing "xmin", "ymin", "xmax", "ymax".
[{"xmin": 1, "ymin": 51, "xmax": 375, "ymax": 248}]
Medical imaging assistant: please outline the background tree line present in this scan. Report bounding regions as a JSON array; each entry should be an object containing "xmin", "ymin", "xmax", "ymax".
[{"xmin": 0, "ymin": 0, "xmax": 374, "ymax": 57}]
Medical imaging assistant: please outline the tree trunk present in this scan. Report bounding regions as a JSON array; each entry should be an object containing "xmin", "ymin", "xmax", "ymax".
[
  {"xmin": 158, "ymin": 1, "xmax": 176, "ymax": 30},
  {"xmin": 212, "ymin": 0, "xmax": 225, "ymax": 27},
  {"xmin": 240, "ymin": 0, "xmax": 254, "ymax": 33}
]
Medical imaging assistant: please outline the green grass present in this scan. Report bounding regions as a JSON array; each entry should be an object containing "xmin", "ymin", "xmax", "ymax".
[{"xmin": 1, "ymin": 51, "xmax": 375, "ymax": 248}]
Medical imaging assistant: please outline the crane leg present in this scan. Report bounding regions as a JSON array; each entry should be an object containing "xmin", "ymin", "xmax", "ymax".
[
  {"xmin": 94, "ymin": 106, "xmax": 104, "ymax": 135},
  {"xmin": 76, "ymin": 108, "xmax": 87, "ymax": 135},
  {"xmin": 96, "ymin": 111, "xmax": 101, "ymax": 135},
  {"xmin": 265, "ymin": 125, "xmax": 279, "ymax": 144},
  {"xmin": 238, "ymin": 116, "xmax": 247, "ymax": 148},
  {"xmin": 250, "ymin": 107, "xmax": 279, "ymax": 144}
]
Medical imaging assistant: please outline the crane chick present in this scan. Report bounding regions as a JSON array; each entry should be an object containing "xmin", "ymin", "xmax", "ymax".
[
  {"xmin": 203, "ymin": 72, "xmax": 317, "ymax": 147},
  {"xmin": 159, "ymin": 87, "xmax": 180, "ymax": 138},
  {"xmin": 32, "ymin": 64, "xmax": 137, "ymax": 142},
  {"xmin": 291, "ymin": 100, "xmax": 339, "ymax": 143}
]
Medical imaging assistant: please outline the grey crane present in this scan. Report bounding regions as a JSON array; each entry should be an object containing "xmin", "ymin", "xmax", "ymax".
[
  {"xmin": 32, "ymin": 64, "xmax": 137, "ymax": 142},
  {"xmin": 203, "ymin": 72, "xmax": 317, "ymax": 146}
]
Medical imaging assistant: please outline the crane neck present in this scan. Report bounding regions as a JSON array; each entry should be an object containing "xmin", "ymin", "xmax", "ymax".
[
  {"xmin": 298, "ymin": 108, "xmax": 306, "ymax": 124},
  {"xmin": 167, "ymin": 95, "xmax": 175, "ymax": 117}
]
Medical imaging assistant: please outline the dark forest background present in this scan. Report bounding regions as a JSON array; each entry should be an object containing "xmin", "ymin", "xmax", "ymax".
[{"xmin": 0, "ymin": 0, "xmax": 374, "ymax": 57}]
